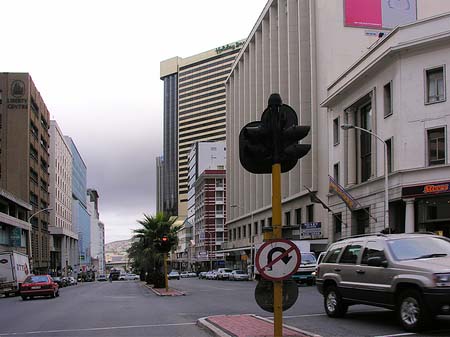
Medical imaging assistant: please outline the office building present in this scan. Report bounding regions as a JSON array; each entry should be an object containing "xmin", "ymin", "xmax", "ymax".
[
  {"xmin": 224, "ymin": 0, "xmax": 450, "ymax": 267},
  {"xmin": 156, "ymin": 156, "xmax": 164, "ymax": 214},
  {"xmin": 322, "ymin": 13, "xmax": 450, "ymax": 239},
  {"xmin": 65, "ymin": 136, "xmax": 90, "ymax": 270},
  {"xmin": 49, "ymin": 120, "xmax": 78, "ymax": 276},
  {"xmin": 160, "ymin": 40, "xmax": 243, "ymax": 218},
  {"xmin": 0, "ymin": 73, "xmax": 51, "ymax": 273}
]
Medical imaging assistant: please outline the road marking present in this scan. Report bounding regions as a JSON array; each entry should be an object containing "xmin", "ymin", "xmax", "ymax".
[
  {"xmin": 373, "ymin": 333, "xmax": 416, "ymax": 337},
  {"xmin": 0, "ymin": 322, "xmax": 197, "ymax": 336}
]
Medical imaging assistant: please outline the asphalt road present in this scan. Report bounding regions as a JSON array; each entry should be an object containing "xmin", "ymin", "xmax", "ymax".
[{"xmin": 0, "ymin": 278, "xmax": 450, "ymax": 337}]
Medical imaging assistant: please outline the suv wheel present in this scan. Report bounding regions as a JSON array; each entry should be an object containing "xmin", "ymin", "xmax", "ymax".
[
  {"xmin": 397, "ymin": 289, "xmax": 431, "ymax": 332},
  {"xmin": 324, "ymin": 285, "xmax": 348, "ymax": 318}
]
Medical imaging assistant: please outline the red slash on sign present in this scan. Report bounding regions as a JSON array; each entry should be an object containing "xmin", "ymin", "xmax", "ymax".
[
  {"xmin": 263, "ymin": 246, "xmax": 295, "ymax": 271},
  {"xmin": 255, "ymin": 239, "xmax": 301, "ymax": 281}
]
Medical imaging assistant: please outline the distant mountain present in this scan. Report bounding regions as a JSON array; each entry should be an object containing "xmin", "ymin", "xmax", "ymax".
[{"xmin": 105, "ymin": 239, "xmax": 133, "ymax": 254}]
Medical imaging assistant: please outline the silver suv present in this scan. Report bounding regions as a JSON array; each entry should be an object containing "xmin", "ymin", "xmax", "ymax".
[{"xmin": 316, "ymin": 233, "xmax": 450, "ymax": 332}]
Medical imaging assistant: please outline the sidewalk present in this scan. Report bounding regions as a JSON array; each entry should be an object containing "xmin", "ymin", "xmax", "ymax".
[
  {"xmin": 143, "ymin": 283, "xmax": 185, "ymax": 296},
  {"xmin": 198, "ymin": 314, "xmax": 321, "ymax": 337}
]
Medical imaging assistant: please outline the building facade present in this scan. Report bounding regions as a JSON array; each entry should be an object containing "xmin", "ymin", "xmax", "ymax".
[
  {"xmin": 322, "ymin": 13, "xmax": 450, "ymax": 240},
  {"xmin": 87, "ymin": 189, "xmax": 104, "ymax": 274},
  {"xmin": 224, "ymin": 0, "xmax": 450, "ymax": 266},
  {"xmin": 65, "ymin": 136, "xmax": 90, "ymax": 269},
  {"xmin": 160, "ymin": 41, "xmax": 243, "ymax": 218},
  {"xmin": 49, "ymin": 120, "xmax": 78, "ymax": 276},
  {"xmin": 194, "ymin": 169, "xmax": 226, "ymax": 270},
  {"xmin": 0, "ymin": 189, "xmax": 31, "ymax": 254},
  {"xmin": 0, "ymin": 73, "xmax": 51, "ymax": 273},
  {"xmin": 156, "ymin": 156, "xmax": 164, "ymax": 214}
]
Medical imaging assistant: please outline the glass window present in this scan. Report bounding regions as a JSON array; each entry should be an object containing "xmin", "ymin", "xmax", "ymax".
[
  {"xmin": 384, "ymin": 81, "xmax": 393, "ymax": 117},
  {"xmin": 388, "ymin": 237, "xmax": 450, "ymax": 261},
  {"xmin": 260, "ymin": 219, "xmax": 265, "ymax": 233},
  {"xmin": 361, "ymin": 241, "xmax": 386, "ymax": 265},
  {"xmin": 428, "ymin": 128, "xmax": 446, "ymax": 166},
  {"xmin": 386, "ymin": 138, "xmax": 393, "ymax": 173},
  {"xmin": 339, "ymin": 244, "xmax": 362, "ymax": 264},
  {"xmin": 333, "ymin": 163, "xmax": 340, "ymax": 185},
  {"xmin": 307, "ymin": 205, "xmax": 314, "ymax": 222},
  {"xmin": 324, "ymin": 247, "xmax": 343, "ymax": 263},
  {"xmin": 243, "ymin": 225, "xmax": 246, "ymax": 238},
  {"xmin": 284, "ymin": 211, "xmax": 291, "ymax": 226},
  {"xmin": 333, "ymin": 117, "xmax": 340, "ymax": 145},
  {"xmin": 334, "ymin": 213, "xmax": 342, "ymax": 234},
  {"xmin": 254, "ymin": 222, "xmax": 258, "ymax": 235},
  {"xmin": 295, "ymin": 208, "xmax": 302, "ymax": 225},
  {"xmin": 426, "ymin": 67, "xmax": 445, "ymax": 103},
  {"xmin": 359, "ymin": 103, "xmax": 372, "ymax": 182}
]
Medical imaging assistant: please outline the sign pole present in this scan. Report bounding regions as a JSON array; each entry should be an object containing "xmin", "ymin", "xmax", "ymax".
[
  {"xmin": 272, "ymin": 163, "xmax": 283, "ymax": 337},
  {"xmin": 164, "ymin": 253, "xmax": 168, "ymax": 292}
]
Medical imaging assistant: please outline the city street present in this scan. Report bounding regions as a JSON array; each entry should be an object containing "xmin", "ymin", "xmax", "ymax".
[{"xmin": 0, "ymin": 279, "xmax": 450, "ymax": 337}]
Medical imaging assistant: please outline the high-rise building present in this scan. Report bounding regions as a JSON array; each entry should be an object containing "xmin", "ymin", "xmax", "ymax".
[
  {"xmin": 156, "ymin": 156, "xmax": 164, "ymax": 214},
  {"xmin": 49, "ymin": 120, "xmax": 78, "ymax": 276},
  {"xmin": 87, "ymin": 188, "xmax": 104, "ymax": 273},
  {"xmin": 65, "ymin": 136, "xmax": 90, "ymax": 269},
  {"xmin": 0, "ymin": 73, "xmax": 51, "ymax": 273},
  {"xmin": 160, "ymin": 40, "xmax": 243, "ymax": 217}
]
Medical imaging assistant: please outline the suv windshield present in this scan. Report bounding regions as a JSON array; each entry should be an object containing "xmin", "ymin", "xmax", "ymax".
[
  {"xmin": 388, "ymin": 236, "xmax": 450, "ymax": 261},
  {"xmin": 301, "ymin": 253, "xmax": 317, "ymax": 265}
]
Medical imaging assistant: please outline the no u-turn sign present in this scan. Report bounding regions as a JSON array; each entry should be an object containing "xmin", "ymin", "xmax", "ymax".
[{"xmin": 255, "ymin": 239, "xmax": 301, "ymax": 281}]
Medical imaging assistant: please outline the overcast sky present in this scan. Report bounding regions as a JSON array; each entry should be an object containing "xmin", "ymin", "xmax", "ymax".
[{"xmin": 1, "ymin": 0, "xmax": 267, "ymax": 243}]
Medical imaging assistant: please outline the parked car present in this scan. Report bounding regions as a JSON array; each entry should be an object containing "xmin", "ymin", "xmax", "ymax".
[
  {"xmin": 217, "ymin": 268, "xmax": 233, "ymax": 280},
  {"xmin": 52, "ymin": 276, "xmax": 64, "ymax": 288},
  {"xmin": 188, "ymin": 272, "xmax": 197, "ymax": 277},
  {"xmin": 180, "ymin": 271, "xmax": 190, "ymax": 278},
  {"xmin": 230, "ymin": 270, "xmax": 249, "ymax": 281},
  {"xmin": 311, "ymin": 252, "xmax": 326, "ymax": 279},
  {"xmin": 316, "ymin": 233, "xmax": 450, "ymax": 332},
  {"xmin": 68, "ymin": 277, "xmax": 77, "ymax": 285},
  {"xmin": 124, "ymin": 273, "xmax": 139, "ymax": 280},
  {"xmin": 97, "ymin": 275, "xmax": 108, "ymax": 282},
  {"xmin": 206, "ymin": 270, "xmax": 218, "ymax": 280},
  {"xmin": 61, "ymin": 277, "xmax": 70, "ymax": 287},
  {"xmin": 198, "ymin": 271, "xmax": 207, "ymax": 279},
  {"xmin": 20, "ymin": 275, "xmax": 59, "ymax": 300},
  {"xmin": 168, "ymin": 271, "xmax": 180, "ymax": 280}
]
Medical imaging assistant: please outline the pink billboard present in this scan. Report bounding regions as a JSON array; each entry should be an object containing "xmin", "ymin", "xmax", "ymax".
[{"xmin": 345, "ymin": 0, "xmax": 417, "ymax": 29}]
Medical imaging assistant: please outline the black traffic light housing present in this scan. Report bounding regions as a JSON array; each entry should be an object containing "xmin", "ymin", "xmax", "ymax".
[
  {"xmin": 155, "ymin": 235, "xmax": 172, "ymax": 253},
  {"xmin": 239, "ymin": 94, "xmax": 311, "ymax": 174}
]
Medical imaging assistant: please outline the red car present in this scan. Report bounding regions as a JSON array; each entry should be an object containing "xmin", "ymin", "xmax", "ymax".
[{"xmin": 20, "ymin": 275, "xmax": 59, "ymax": 300}]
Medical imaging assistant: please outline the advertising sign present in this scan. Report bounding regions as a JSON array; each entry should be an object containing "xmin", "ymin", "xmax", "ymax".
[
  {"xmin": 300, "ymin": 222, "xmax": 322, "ymax": 239},
  {"xmin": 402, "ymin": 181, "xmax": 450, "ymax": 198},
  {"xmin": 345, "ymin": 0, "xmax": 417, "ymax": 29}
]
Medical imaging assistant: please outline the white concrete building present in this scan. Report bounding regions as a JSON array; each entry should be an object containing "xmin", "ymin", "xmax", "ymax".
[
  {"xmin": 49, "ymin": 120, "xmax": 78, "ymax": 276},
  {"xmin": 224, "ymin": 0, "xmax": 450, "ymax": 265},
  {"xmin": 322, "ymin": 13, "xmax": 450, "ymax": 240},
  {"xmin": 87, "ymin": 189, "xmax": 105, "ymax": 274}
]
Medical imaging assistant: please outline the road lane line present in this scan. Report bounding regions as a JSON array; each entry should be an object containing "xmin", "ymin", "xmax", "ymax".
[
  {"xmin": 373, "ymin": 333, "xmax": 416, "ymax": 337},
  {"xmin": 0, "ymin": 322, "xmax": 197, "ymax": 336}
]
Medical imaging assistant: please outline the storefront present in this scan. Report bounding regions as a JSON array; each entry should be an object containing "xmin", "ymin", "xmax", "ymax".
[{"xmin": 402, "ymin": 180, "xmax": 450, "ymax": 236}]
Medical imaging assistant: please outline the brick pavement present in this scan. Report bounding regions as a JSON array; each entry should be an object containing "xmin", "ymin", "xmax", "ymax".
[
  {"xmin": 202, "ymin": 314, "xmax": 320, "ymax": 337},
  {"xmin": 144, "ymin": 284, "xmax": 185, "ymax": 296}
]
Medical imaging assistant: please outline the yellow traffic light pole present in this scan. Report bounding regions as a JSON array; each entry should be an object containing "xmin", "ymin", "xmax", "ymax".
[{"xmin": 272, "ymin": 163, "xmax": 283, "ymax": 337}]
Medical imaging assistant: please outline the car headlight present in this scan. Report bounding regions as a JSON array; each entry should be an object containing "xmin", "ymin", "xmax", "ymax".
[{"xmin": 434, "ymin": 273, "xmax": 450, "ymax": 287}]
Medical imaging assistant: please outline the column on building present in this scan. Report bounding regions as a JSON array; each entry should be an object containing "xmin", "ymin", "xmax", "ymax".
[{"xmin": 404, "ymin": 199, "xmax": 415, "ymax": 233}]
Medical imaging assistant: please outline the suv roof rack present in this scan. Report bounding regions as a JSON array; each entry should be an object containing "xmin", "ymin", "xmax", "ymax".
[{"xmin": 336, "ymin": 233, "xmax": 387, "ymax": 242}]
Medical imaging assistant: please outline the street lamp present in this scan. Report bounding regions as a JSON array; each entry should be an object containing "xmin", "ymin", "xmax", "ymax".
[
  {"xmin": 230, "ymin": 204, "xmax": 254, "ymax": 279},
  {"xmin": 341, "ymin": 124, "xmax": 389, "ymax": 231},
  {"xmin": 28, "ymin": 207, "xmax": 53, "ymax": 272}
]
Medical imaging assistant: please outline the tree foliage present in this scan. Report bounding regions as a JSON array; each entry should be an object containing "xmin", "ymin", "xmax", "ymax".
[{"xmin": 127, "ymin": 212, "xmax": 180, "ymax": 287}]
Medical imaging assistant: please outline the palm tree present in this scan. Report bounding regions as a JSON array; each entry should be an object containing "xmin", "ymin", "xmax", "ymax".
[{"xmin": 128, "ymin": 212, "xmax": 180, "ymax": 287}]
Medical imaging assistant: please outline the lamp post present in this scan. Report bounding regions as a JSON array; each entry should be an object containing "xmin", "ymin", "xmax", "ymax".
[
  {"xmin": 230, "ymin": 204, "xmax": 254, "ymax": 279},
  {"xmin": 341, "ymin": 124, "xmax": 389, "ymax": 231},
  {"xmin": 28, "ymin": 207, "xmax": 53, "ymax": 272}
]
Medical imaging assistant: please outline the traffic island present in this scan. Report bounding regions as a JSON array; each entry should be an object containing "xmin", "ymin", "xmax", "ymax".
[
  {"xmin": 143, "ymin": 284, "xmax": 185, "ymax": 296},
  {"xmin": 197, "ymin": 314, "xmax": 321, "ymax": 337}
]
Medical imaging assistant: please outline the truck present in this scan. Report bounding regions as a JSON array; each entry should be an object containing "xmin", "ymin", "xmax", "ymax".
[{"xmin": 0, "ymin": 251, "xmax": 31, "ymax": 297}]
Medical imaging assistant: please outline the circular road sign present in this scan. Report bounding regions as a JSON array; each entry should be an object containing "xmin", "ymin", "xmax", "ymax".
[{"xmin": 255, "ymin": 239, "xmax": 301, "ymax": 281}]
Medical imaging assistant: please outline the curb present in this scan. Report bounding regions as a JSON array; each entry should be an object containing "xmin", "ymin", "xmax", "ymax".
[
  {"xmin": 197, "ymin": 317, "xmax": 232, "ymax": 337},
  {"xmin": 255, "ymin": 315, "xmax": 322, "ymax": 337},
  {"xmin": 143, "ymin": 284, "xmax": 186, "ymax": 296},
  {"xmin": 197, "ymin": 314, "xmax": 322, "ymax": 337}
]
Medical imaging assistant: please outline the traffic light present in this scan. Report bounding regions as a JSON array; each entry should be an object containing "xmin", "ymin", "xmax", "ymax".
[
  {"xmin": 239, "ymin": 121, "xmax": 273, "ymax": 174},
  {"xmin": 278, "ymin": 124, "xmax": 311, "ymax": 173},
  {"xmin": 155, "ymin": 235, "xmax": 172, "ymax": 253}
]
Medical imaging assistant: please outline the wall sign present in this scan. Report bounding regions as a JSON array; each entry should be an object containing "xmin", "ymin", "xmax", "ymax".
[
  {"xmin": 8, "ymin": 80, "xmax": 27, "ymax": 109},
  {"xmin": 345, "ymin": 0, "xmax": 417, "ymax": 29},
  {"xmin": 402, "ymin": 181, "xmax": 450, "ymax": 198}
]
